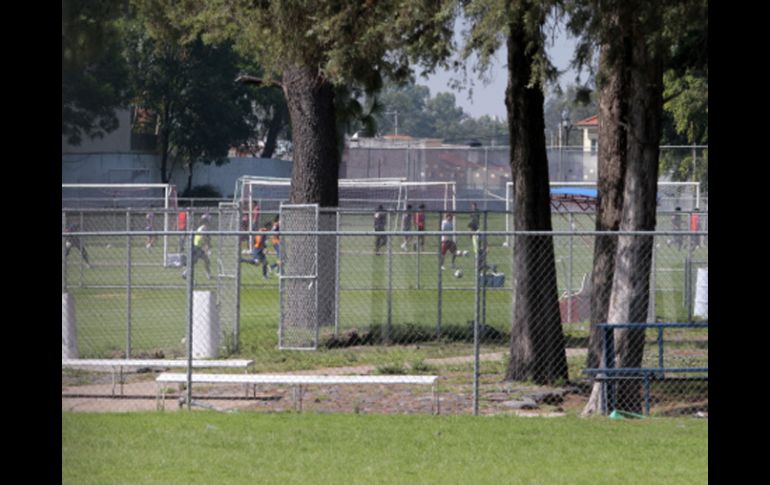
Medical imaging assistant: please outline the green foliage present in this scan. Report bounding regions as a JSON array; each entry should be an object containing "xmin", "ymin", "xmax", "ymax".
[
  {"xmin": 62, "ymin": 0, "xmax": 130, "ymax": 145},
  {"xmin": 461, "ymin": 0, "xmax": 560, "ymax": 87},
  {"xmin": 164, "ymin": 0, "xmax": 456, "ymax": 88},
  {"xmin": 372, "ymin": 80, "xmax": 508, "ymax": 143},
  {"xmin": 122, "ymin": 6, "xmax": 254, "ymax": 179},
  {"xmin": 180, "ymin": 184, "xmax": 223, "ymax": 200},
  {"xmin": 375, "ymin": 362, "xmax": 408, "ymax": 375},
  {"xmin": 663, "ymin": 71, "xmax": 708, "ymax": 144}
]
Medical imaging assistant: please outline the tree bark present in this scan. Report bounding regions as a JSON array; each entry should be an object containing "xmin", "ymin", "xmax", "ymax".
[
  {"xmin": 504, "ymin": 8, "xmax": 568, "ymax": 385},
  {"xmin": 608, "ymin": 20, "xmax": 663, "ymax": 414},
  {"xmin": 282, "ymin": 65, "xmax": 339, "ymax": 331},
  {"xmin": 159, "ymin": 100, "xmax": 172, "ymax": 183},
  {"xmin": 283, "ymin": 65, "xmax": 339, "ymax": 207},
  {"xmin": 260, "ymin": 104, "xmax": 285, "ymax": 159},
  {"xmin": 586, "ymin": 31, "xmax": 632, "ymax": 372}
]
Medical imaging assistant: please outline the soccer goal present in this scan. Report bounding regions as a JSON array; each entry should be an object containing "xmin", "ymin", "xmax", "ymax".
[
  {"xmin": 234, "ymin": 176, "xmax": 456, "ymax": 213},
  {"xmin": 62, "ymin": 183, "xmax": 178, "ymax": 265},
  {"xmin": 504, "ymin": 180, "xmax": 702, "ymax": 244}
]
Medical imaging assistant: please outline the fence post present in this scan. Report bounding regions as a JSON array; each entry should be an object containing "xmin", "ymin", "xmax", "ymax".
[
  {"xmin": 335, "ymin": 210, "xmax": 340, "ymax": 337},
  {"xmin": 602, "ymin": 325, "xmax": 616, "ymax": 415},
  {"xmin": 126, "ymin": 211, "xmax": 132, "ymax": 358},
  {"xmin": 62, "ymin": 212, "xmax": 67, "ymax": 292},
  {"xmin": 649, "ymin": 238, "xmax": 657, "ymax": 323},
  {"xmin": 481, "ymin": 212, "xmax": 488, "ymax": 333},
  {"xmin": 386, "ymin": 222, "xmax": 393, "ymax": 344},
  {"xmin": 234, "ymin": 213, "xmax": 242, "ymax": 354},
  {"xmin": 436, "ymin": 219, "xmax": 443, "ymax": 338},
  {"xmin": 567, "ymin": 212, "xmax": 575, "ymax": 323},
  {"xmin": 79, "ymin": 211, "xmax": 85, "ymax": 288},
  {"xmin": 185, "ymin": 224, "xmax": 195, "ymax": 411},
  {"xmin": 473, "ymin": 223, "xmax": 481, "ymax": 416}
]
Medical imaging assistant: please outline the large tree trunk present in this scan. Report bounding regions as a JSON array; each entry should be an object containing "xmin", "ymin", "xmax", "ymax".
[
  {"xmin": 284, "ymin": 65, "xmax": 339, "ymax": 207},
  {"xmin": 504, "ymin": 8, "xmax": 568, "ymax": 385},
  {"xmin": 282, "ymin": 65, "xmax": 339, "ymax": 332},
  {"xmin": 583, "ymin": 5, "xmax": 664, "ymax": 416},
  {"xmin": 586, "ymin": 30, "xmax": 632, "ymax": 372},
  {"xmin": 260, "ymin": 104, "xmax": 285, "ymax": 159},
  {"xmin": 608, "ymin": 22, "xmax": 663, "ymax": 414},
  {"xmin": 159, "ymin": 100, "xmax": 172, "ymax": 183}
]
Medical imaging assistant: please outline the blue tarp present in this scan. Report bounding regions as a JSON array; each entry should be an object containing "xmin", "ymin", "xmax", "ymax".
[{"xmin": 550, "ymin": 187, "xmax": 598, "ymax": 198}]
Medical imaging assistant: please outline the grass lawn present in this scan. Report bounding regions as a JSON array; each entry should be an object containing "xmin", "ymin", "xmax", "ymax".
[{"xmin": 62, "ymin": 412, "xmax": 707, "ymax": 485}]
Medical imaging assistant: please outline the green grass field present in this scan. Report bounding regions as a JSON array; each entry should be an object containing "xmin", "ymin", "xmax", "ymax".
[{"xmin": 62, "ymin": 412, "xmax": 708, "ymax": 485}]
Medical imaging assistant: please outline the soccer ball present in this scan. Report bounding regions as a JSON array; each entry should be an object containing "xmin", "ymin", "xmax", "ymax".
[
  {"xmin": 65, "ymin": 241, "xmax": 72, "ymax": 249},
  {"xmin": 454, "ymin": 269, "xmax": 463, "ymax": 278},
  {"xmin": 462, "ymin": 250, "xmax": 469, "ymax": 257}
]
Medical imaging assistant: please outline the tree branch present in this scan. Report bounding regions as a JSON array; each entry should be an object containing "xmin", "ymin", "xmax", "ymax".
[{"xmin": 235, "ymin": 74, "xmax": 283, "ymax": 89}]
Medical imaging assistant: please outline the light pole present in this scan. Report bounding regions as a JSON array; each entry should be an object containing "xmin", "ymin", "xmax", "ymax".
[
  {"xmin": 384, "ymin": 110, "xmax": 399, "ymax": 136},
  {"xmin": 560, "ymin": 109, "xmax": 572, "ymax": 181}
]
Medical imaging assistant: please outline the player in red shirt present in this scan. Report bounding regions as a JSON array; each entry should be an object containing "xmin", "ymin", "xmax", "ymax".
[
  {"xmin": 414, "ymin": 203, "xmax": 426, "ymax": 250},
  {"xmin": 177, "ymin": 209, "xmax": 188, "ymax": 252}
]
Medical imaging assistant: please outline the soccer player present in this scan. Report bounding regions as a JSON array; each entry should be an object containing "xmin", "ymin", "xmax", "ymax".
[
  {"xmin": 669, "ymin": 207, "xmax": 683, "ymax": 250},
  {"xmin": 373, "ymin": 205, "xmax": 387, "ymax": 255},
  {"xmin": 440, "ymin": 213, "xmax": 458, "ymax": 271},
  {"xmin": 414, "ymin": 203, "xmax": 426, "ymax": 250},
  {"xmin": 182, "ymin": 215, "xmax": 212, "ymax": 280},
  {"xmin": 270, "ymin": 215, "xmax": 281, "ymax": 273},
  {"xmin": 241, "ymin": 222, "xmax": 271, "ymax": 279},
  {"xmin": 400, "ymin": 204, "xmax": 413, "ymax": 251},
  {"xmin": 177, "ymin": 209, "xmax": 189, "ymax": 253},
  {"xmin": 239, "ymin": 201, "xmax": 250, "ymax": 253},
  {"xmin": 145, "ymin": 211, "xmax": 157, "ymax": 249},
  {"xmin": 64, "ymin": 223, "xmax": 91, "ymax": 268}
]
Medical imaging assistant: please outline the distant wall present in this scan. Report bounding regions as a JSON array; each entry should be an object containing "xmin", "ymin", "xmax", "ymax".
[
  {"xmin": 62, "ymin": 154, "xmax": 292, "ymax": 199},
  {"xmin": 171, "ymin": 157, "xmax": 292, "ymax": 197}
]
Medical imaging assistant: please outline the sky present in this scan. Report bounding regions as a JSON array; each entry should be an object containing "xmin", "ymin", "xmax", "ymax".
[{"xmin": 418, "ymin": 21, "xmax": 582, "ymax": 120}]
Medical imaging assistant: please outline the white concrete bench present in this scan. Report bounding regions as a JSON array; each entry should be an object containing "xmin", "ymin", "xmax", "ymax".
[
  {"xmin": 62, "ymin": 359, "xmax": 253, "ymax": 396},
  {"xmin": 156, "ymin": 373, "xmax": 440, "ymax": 414}
]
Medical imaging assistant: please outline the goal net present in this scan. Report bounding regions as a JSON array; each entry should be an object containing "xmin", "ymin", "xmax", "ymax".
[
  {"xmin": 504, "ymin": 180, "xmax": 702, "ymax": 243},
  {"xmin": 234, "ymin": 176, "xmax": 456, "ymax": 230},
  {"xmin": 62, "ymin": 183, "xmax": 178, "ymax": 265}
]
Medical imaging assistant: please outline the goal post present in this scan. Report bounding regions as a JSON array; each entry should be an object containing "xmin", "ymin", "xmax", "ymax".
[
  {"xmin": 504, "ymin": 180, "xmax": 702, "ymax": 243},
  {"xmin": 62, "ymin": 183, "xmax": 178, "ymax": 265},
  {"xmin": 234, "ymin": 176, "xmax": 456, "ymax": 214}
]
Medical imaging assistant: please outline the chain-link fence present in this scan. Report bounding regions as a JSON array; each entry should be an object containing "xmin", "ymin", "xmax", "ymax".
[
  {"xmin": 62, "ymin": 208, "xmax": 707, "ymax": 417},
  {"xmin": 341, "ymin": 145, "xmax": 708, "ymax": 209}
]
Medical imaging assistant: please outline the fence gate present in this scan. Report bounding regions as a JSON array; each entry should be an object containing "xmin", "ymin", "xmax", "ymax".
[
  {"xmin": 279, "ymin": 204, "xmax": 319, "ymax": 349},
  {"xmin": 217, "ymin": 202, "xmax": 241, "ymax": 352}
]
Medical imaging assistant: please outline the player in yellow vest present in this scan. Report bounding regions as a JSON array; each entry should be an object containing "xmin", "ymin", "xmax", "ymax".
[{"xmin": 182, "ymin": 215, "xmax": 212, "ymax": 280}]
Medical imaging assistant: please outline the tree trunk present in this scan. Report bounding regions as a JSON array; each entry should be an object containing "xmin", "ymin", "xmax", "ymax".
[
  {"xmin": 504, "ymin": 9, "xmax": 568, "ymax": 385},
  {"xmin": 185, "ymin": 163, "xmax": 194, "ymax": 194},
  {"xmin": 282, "ymin": 65, "xmax": 339, "ymax": 331},
  {"xmin": 260, "ymin": 104, "xmax": 285, "ymax": 159},
  {"xmin": 608, "ymin": 22, "xmax": 663, "ymax": 414},
  {"xmin": 159, "ymin": 101, "xmax": 172, "ymax": 183},
  {"xmin": 283, "ymin": 65, "xmax": 339, "ymax": 207},
  {"xmin": 586, "ymin": 35, "xmax": 632, "ymax": 372}
]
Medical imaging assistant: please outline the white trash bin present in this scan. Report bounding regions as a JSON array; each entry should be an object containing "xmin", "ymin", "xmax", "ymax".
[
  {"xmin": 694, "ymin": 267, "xmax": 708, "ymax": 319},
  {"xmin": 192, "ymin": 291, "xmax": 220, "ymax": 358},
  {"xmin": 62, "ymin": 293, "xmax": 78, "ymax": 359}
]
